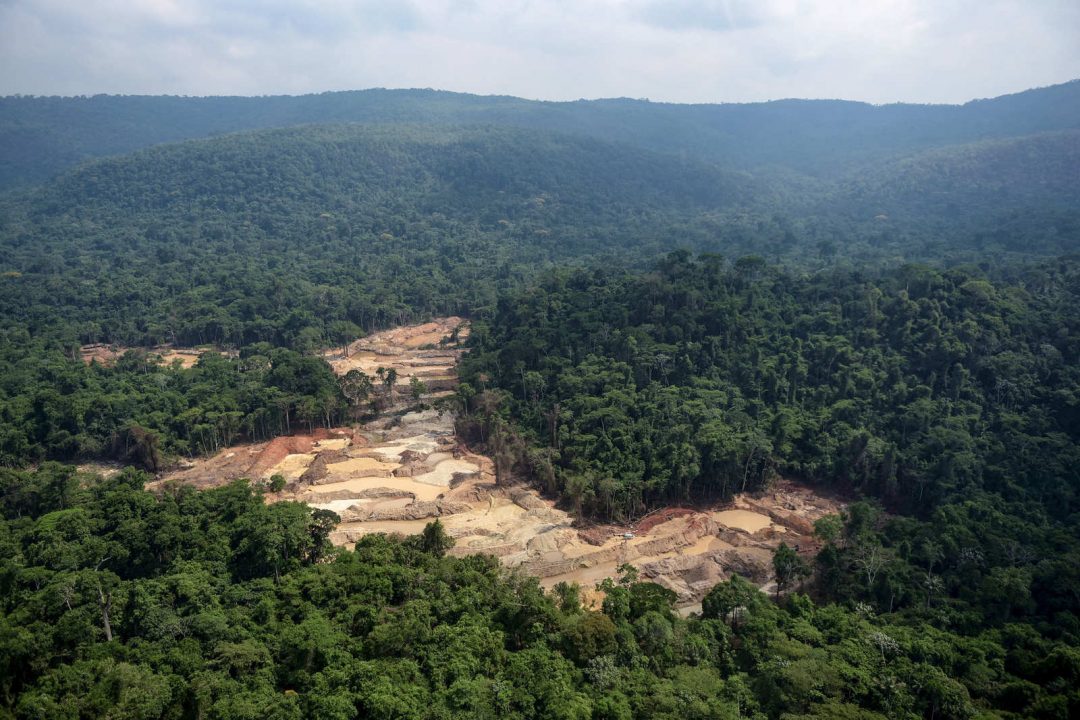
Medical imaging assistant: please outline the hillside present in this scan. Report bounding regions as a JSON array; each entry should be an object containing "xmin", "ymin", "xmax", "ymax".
[
  {"xmin": 822, "ymin": 130, "xmax": 1080, "ymax": 254},
  {"xmin": 2, "ymin": 80, "xmax": 1078, "ymax": 189},
  {"xmin": 1, "ymin": 89, "xmax": 1079, "ymax": 720},
  {"xmin": 3, "ymin": 120, "xmax": 1079, "ymax": 354},
  {"xmin": 0, "ymin": 124, "xmax": 756, "ymax": 348}
]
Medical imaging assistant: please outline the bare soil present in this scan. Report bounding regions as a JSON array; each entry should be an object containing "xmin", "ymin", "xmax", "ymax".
[
  {"xmin": 80, "ymin": 343, "xmax": 236, "ymax": 368},
  {"xmin": 154, "ymin": 318, "xmax": 844, "ymax": 609}
]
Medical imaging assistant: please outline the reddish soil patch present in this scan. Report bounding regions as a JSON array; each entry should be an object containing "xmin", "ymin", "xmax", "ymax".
[
  {"xmin": 634, "ymin": 507, "xmax": 697, "ymax": 534},
  {"xmin": 246, "ymin": 428, "xmax": 356, "ymax": 479},
  {"xmin": 153, "ymin": 428, "xmax": 359, "ymax": 491},
  {"xmin": 247, "ymin": 435, "xmax": 316, "ymax": 479},
  {"xmin": 576, "ymin": 525, "xmax": 617, "ymax": 547}
]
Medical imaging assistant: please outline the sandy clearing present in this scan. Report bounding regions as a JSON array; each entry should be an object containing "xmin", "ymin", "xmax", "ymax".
[
  {"xmin": 324, "ymin": 457, "xmax": 401, "ymax": 477},
  {"xmin": 157, "ymin": 318, "xmax": 844, "ymax": 610},
  {"xmin": 265, "ymin": 453, "xmax": 316, "ymax": 480},
  {"xmin": 368, "ymin": 434, "xmax": 441, "ymax": 461},
  {"xmin": 313, "ymin": 438, "xmax": 351, "ymax": 451},
  {"xmin": 309, "ymin": 499, "xmax": 367, "ymax": 513},
  {"xmin": 335, "ymin": 518, "xmax": 432, "ymax": 537},
  {"xmin": 79, "ymin": 343, "xmax": 236, "ymax": 368}
]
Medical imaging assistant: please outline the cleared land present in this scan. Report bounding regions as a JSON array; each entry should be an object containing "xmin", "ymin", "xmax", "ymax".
[
  {"xmin": 79, "ymin": 343, "xmax": 236, "ymax": 368},
  {"xmin": 155, "ymin": 318, "xmax": 844, "ymax": 609}
]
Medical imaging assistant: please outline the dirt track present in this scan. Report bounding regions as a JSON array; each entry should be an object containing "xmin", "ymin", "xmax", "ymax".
[{"xmin": 155, "ymin": 318, "xmax": 844, "ymax": 608}]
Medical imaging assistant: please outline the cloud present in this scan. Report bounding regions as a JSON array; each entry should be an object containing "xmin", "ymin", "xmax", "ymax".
[
  {"xmin": 0, "ymin": 0, "xmax": 1077, "ymax": 103},
  {"xmin": 634, "ymin": 0, "xmax": 773, "ymax": 32}
]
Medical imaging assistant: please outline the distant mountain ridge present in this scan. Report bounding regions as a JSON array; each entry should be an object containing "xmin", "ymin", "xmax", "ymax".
[{"xmin": 1, "ymin": 80, "xmax": 1078, "ymax": 190}]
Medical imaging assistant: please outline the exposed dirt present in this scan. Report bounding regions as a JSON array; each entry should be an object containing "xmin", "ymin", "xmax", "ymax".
[
  {"xmin": 79, "ymin": 343, "xmax": 236, "ymax": 368},
  {"xmin": 324, "ymin": 317, "xmax": 469, "ymax": 393},
  {"xmin": 154, "ymin": 318, "xmax": 844, "ymax": 609}
]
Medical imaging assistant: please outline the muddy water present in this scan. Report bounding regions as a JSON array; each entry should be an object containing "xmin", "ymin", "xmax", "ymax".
[{"xmin": 713, "ymin": 509, "xmax": 773, "ymax": 533}]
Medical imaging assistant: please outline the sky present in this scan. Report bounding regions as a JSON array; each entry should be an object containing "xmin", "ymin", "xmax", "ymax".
[{"xmin": 1, "ymin": 0, "xmax": 1078, "ymax": 104}]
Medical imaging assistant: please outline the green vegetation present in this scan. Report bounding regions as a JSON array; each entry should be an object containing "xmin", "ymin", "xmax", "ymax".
[
  {"xmin": 0, "ymin": 343, "xmax": 344, "ymax": 467},
  {"xmin": 3, "ymin": 80, "xmax": 1079, "ymax": 188},
  {"xmin": 0, "ymin": 124, "xmax": 754, "ymax": 350},
  {"xmin": 2, "ymin": 466, "xmax": 1076, "ymax": 719},
  {"xmin": 460, "ymin": 255, "xmax": 1079, "ymax": 521},
  {"xmin": 1, "ymin": 122, "xmax": 1076, "ymax": 356},
  {"xmin": 0, "ymin": 85, "xmax": 1078, "ymax": 718},
  {"xmin": 454, "ymin": 254, "xmax": 1080, "ymax": 718}
]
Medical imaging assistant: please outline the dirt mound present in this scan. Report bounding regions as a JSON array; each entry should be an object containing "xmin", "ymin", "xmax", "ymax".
[
  {"xmin": 350, "ymin": 318, "xmax": 468, "ymax": 354},
  {"xmin": 248, "ymin": 431, "xmax": 346, "ymax": 479},
  {"xmin": 511, "ymin": 489, "xmax": 548, "ymax": 511},
  {"xmin": 443, "ymin": 481, "xmax": 498, "ymax": 504},
  {"xmin": 342, "ymin": 499, "xmax": 472, "ymax": 523},
  {"xmin": 719, "ymin": 548, "xmax": 773, "ymax": 583},
  {"xmin": 576, "ymin": 526, "xmax": 615, "ymax": 547},
  {"xmin": 301, "ymin": 487, "xmax": 416, "ymax": 502},
  {"xmin": 298, "ymin": 449, "xmax": 349, "ymax": 485}
]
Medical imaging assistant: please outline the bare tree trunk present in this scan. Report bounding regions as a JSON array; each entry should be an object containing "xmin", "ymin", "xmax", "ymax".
[{"xmin": 97, "ymin": 583, "xmax": 114, "ymax": 642}]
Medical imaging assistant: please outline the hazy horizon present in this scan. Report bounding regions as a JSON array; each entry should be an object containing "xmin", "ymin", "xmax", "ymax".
[
  {"xmin": 4, "ymin": 77, "xmax": 1078, "ymax": 107},
  {"xmin": 2, "ymin": 1, "xmax": 1078, "ymax": 105}
]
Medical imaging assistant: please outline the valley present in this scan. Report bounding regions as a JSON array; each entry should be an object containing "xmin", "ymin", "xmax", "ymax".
[
  {"xmin": 154, "ymin": 319, "xmax": 843, "ymax": 608},
  {"xmin": 5, "ymin": 74, "xmax": 1078, "ymax": 719}
]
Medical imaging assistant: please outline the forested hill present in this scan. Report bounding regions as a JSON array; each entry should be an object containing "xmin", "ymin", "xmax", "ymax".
[
  {"xmin": 826, "ymin": 130, "xmax": 1080, "ymax": 253},
  {"xmin": 837, "ymin": 130, "xmax": 1080, "ymax": 212},
  {"xmin": 2, "ymin": 87, "xmax": 1080, "ymax": 718},
  {"xmin": 0, "ymin": 124, "xmax": 756, "ymax": 349},
  {"xmin": 2, "ymin": 79, "xmax": 1078, "ymax": 189},
  {"xmin": 2, "ymin": 121, "xmax": 1079, "ymax": 354}
]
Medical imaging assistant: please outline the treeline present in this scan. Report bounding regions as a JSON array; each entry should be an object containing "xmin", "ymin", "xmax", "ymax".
[
  {"xmin": 2, "ymin": 464, "xmax": 1076, "ymax": 719},
  {"xmin": 827, "ymin": 130, "xmax": 1080, "ymax": 251},
  {"xmin": 460, "ymin": 253, "xmax": 1080, "ymax": 521},
  {"xmin": 0, "ymin": 341, "xmax": 350, "ymax": 468}
]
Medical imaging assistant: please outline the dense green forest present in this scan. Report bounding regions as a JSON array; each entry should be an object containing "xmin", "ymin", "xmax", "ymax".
[
  {"xmin": 0, "ymin": 125, "xmax": 759, "ymax": 350},
  {"xmin": 455, "ymin": 257, "xmax": 1080, "ymax": 708},
  {"xmin": 1, "ymin": 123, "xmax": 1077, "ymax": 353},
  {"xmin": 0, "ymin": 343, "xmax": 345, "ymax": 467},
  {"xmin": 1, "ymin": 466, "xmax": 1076, "ymax": 719},
  {"xmin": 459, "ymin": 255, "xmax": 1080, "ymax": 520},
  {"xmin": 1, "ymin": 84, "xmax": 1079, "ymax": 719},
  {"xmin": 1, "ymin": 122, "xmax": 1076, "ymax": 474}
]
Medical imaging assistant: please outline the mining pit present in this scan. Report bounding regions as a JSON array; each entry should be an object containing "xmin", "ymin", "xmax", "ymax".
[{"xmin": 153, "ymin": 318, "xmax": 844, "ymax": 610}]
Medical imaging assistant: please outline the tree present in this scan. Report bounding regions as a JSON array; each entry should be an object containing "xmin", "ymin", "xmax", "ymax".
[
  {"xmin": 702, "ymin": 574, "xmax": 763, "ymax": 629},
  {"xmin": 773, "ymin": 543, "xmax": 810, "ymax": 597},
  {"xmin": 309, "ymin": 508, "xmax": 340, "ymax": 563},
  {"xmin": 376, "ymin": 367, "xmax": 399, "ymax": 403},
  {"xmin": 341, "ymin": 369, "xmax": 373, "ymax": 404},
  {"xmin": 813, "ymin": 514, "xmax": 843, "ymax": 546},
  {"xmin": 419, "ymin": 519, "xmax": 453, "ymax": 558},
  {"xmin": 329, "ymin": 320, "xmax": 362, "ymax": 358},
  {"xmin": 408, "ymin": 376, "xmax": 427, "ymax": 403}
]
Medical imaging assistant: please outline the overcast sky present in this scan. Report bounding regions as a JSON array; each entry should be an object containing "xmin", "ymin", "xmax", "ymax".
[{"xmin": 1, "ymin": 0, "xmax": 1078, "ymax": 104}]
